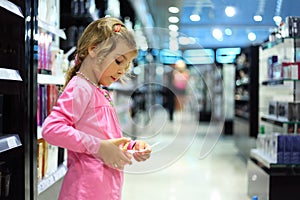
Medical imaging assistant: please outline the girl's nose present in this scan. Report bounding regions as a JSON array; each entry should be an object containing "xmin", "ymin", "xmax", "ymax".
[{"xmin": 118, "ymin": 68, "xmax": 126, "ymax": 74}]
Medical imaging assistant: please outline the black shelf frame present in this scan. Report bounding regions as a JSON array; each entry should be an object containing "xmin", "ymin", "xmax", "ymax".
[
  {"xmin": 262, "ymin": 78, "xmax": 300, "ymax": 86},
  {"xmin": 261, "ymin": 116, "xmax": 300, "ymax": 127},
  {"xmin": 0, "ymin": 0, "xmax": 38, "ymax": 199}
]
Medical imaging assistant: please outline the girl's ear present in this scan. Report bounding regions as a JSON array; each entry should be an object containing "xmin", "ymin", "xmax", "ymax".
[{"xmin": 88, "ymin": 45, "xmax": 97, "ymax": 58}]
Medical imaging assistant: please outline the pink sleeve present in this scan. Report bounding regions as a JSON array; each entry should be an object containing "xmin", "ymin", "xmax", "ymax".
[{"xmin": 42, "ymin": 82, "xmax": 101, "ymax": 155}]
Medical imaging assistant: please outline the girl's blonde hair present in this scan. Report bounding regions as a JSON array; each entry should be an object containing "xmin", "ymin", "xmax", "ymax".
[{"xmin": 62, "ymin": 17, "xmax": 138, "ymax": 90}]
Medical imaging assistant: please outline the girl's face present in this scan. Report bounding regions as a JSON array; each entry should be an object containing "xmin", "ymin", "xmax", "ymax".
[{"xmin": 93, "ymin": 40, "xmax": 137, "ymax": 87}]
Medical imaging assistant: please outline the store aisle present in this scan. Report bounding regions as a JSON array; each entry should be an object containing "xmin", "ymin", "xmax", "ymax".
[
  {"xmin": 38, "ymin": 109, "xmax": 252, "ymax": 200},
  {"xmin": 122, "ymin": 110, "xmax": 252, "ymax": 200}
]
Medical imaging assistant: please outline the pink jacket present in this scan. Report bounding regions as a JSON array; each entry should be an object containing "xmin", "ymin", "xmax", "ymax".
[{"xmin": 42, "ymin": 76, "xmax": 123, "ymax": 200}]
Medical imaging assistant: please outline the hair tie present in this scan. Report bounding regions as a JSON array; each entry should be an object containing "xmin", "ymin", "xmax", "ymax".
[
  {"xmin": 114, "ymin": 24, "xmax": 122, "ymax": 32},
  {"xmin": 74, "ymin": 53, "xmax": 79, "ymax": 65}
]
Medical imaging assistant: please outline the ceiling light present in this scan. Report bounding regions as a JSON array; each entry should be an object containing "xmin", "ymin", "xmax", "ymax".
[
  {"xmin": 273, "ymin": 15, "xmax": 282, "ymax": 25},
  {"xmin": 212, "ymin": 28, "xmax": 223, "ymax": 41},
  {"xmin": 190, "ymin": 14, "xmax": 201, "ymax": 22},
  {"xmin": 168, "ymin": 6, "xmax": 179, "ymax": 14},
  {"xmin": 253, "ymin": 14, "xmax": 263, "ymax": 22},
  {"xmin": 168, "ymin": 16, "xmax": 179, "ymax": 23},
  {"xmin": 248, "ymin": 32, "xmax": 256, "ymax": 41},
  {"xmin": 168, "ymin": 24, "xmax": 179, "ymax": 31},
  {"xmin": 225, "ymin": 6, "xmax": 236, "ymax": 17},
  {"xmin": 224, "ymin": 28, "xmax": 232, "ymax": 36},
  {"xmin": 169, "ymin": 30, "xmax": 179, "ymax": 38},
  {"xmin": 169, "ymin": 40, "xmax": 179, "ymax": 51}
]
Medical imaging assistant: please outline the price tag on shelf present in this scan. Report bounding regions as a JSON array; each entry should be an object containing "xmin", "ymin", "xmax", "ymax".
[
  {"xmin": 53, "ymin": 165, "xmax": 67, "ymax": 181},
  {"xmin": 7, "ymin": 136, "xmax": 18, "ymax": 148},
  {"xmin": 38, "ymin": 176, "xmax": 55, "ymax": 194}
]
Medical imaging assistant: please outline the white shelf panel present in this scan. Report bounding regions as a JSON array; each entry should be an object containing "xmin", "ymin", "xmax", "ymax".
[
  {"xmin": 0, "ymin": 0, "xmax": 24, "ymax": 18},
  {"xmin": 38, "ymin": 74, "xmax": 65, "ymax": 85},
  {"xmin": 0, "ymin": 68, "xmax": 22, "ymax": 81},
  {"xmin": 38, "ymin": 162, "xmax": 67, "ymax": 194},
  {"xmin": 250, "ymin": 149, "xmax": 276, "ymax": 168},
  {"xmin": 38, "ymin": 17, "xmax": 66, "ymax": 39}
]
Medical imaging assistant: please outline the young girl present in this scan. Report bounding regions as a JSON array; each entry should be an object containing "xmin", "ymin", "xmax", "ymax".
[{"xmin": 42, "ymin": 17, "xmax": 152, "ymax": 200}]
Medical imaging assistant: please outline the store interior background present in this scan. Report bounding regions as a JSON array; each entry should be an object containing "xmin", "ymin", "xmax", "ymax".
[{"xmin": 1, "ymin": 0, "xmax": 300, "ymax": 199}]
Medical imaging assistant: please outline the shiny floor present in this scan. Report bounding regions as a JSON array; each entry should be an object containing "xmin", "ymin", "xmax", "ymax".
[
  {"xmin": 122, "ymin": 111, "xmax": 251, "ymax": 200},
  {"xmin": 38, "ymin": 110, "xmax": 252, "ymax": 200}
]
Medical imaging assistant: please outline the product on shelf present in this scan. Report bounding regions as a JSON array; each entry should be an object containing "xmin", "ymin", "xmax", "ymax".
[
  {"xmin": 268, "ymin": 100, "xmax": 300, "ymax": 122},
  {"xmin": 256, "ymin": 132, "xmax": 300, "ymax": 164},
  {"xmin": 285, "ymin": 16, "xmax": 300, "ymax": 37},
  {"xmin": 37, "ymin": 138, "xmax": 48, "ymax": 181}
]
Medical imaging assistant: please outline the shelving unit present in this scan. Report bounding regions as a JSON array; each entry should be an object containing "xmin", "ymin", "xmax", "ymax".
[
  {"xmin": 36, "ymin": 74, "xmax": 66, "ymax": 197},
  {"xmin": 0, "ymin": 0, "xmax": 37, "ymax": 199},
  {"xmin": 34, "ymin": 0, "xmax": 70, "ymax": 197},
  {"xmin": 233, "ymin": 45, "xmax": 259, "ymax": 158},
  {"xmin": 247, "ymin": 37, "xmax": 300, "ymax": 199},
  {"xmin": 248, "ymin": 149, "xmax": 300, "ymax": 200},
  {"xmin": 258, "ymin": 37, "xmax": 300, "ymax": 134}
]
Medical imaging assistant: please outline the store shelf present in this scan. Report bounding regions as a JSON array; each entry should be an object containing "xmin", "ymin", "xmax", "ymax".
[
  {"xmin": 262, "ymin": 78, "xmax": 300, "ymax": 86},
  {"xmin": 0, "ymin": 0, "xmax": 24, "ymax": 18},
  {"xmin": 38, "ymin": 17, "xmax": 66, "ymax": 39},
  {"xmin": 38, "ymin": 162, "xmax": 67, "ymax": 194},
  {"xmin": 261, "ymin": 37, "xmax": 300, "ymax": 50},
  {"xmin": 38, "ymin": 74, "xmax": 65, "ymax": 85},
  {"xmin": 250, "ymin": 149, "xmax": 300, "ymax": 169},
  {"xmin": 235, "ymin": 96, "xmax": 249, "ymax": 101},
  {"xmin": 250, "ymin": 149, "xmax": 276, "ymax": 168},
  {"xmin": 261, "ymin": 38, "xmax": 284, "ymax": 50},
  {"xmin": 0, "ymin": 134, "xmax": 22, "ymax": 154},
  {"xmin": 261, "ymin": 115, "xmax": 300, "ymax": 127},
  {"xmin": 234, "ymin": 46, "xmax": 259, "ymax": 157},
  {"xmin": 0, "ymin": 68, "xmax": 22, "ymax": 81}
]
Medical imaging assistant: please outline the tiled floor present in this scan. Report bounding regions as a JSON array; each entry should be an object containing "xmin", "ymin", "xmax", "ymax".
[
  {"xmin": 122, "ymin": 111, "xmax": 252, "ymax": 200},
  {"xmin": 38, "ymin": 109, "xmax": 252, "ymax": 200}
]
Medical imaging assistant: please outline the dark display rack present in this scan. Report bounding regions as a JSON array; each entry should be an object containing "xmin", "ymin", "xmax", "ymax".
[
  {"xmin": 233, "ymin": 45, "xmax": 259, "ymax": 157},
  {"xmin": 0, "ymin": 0, "xmax": 38, "ymax": 199}
]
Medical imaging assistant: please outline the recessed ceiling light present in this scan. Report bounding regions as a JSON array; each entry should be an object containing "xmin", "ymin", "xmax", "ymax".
[
  {"xmin": 225, "ymin": 6, "xmax": 236, "ymax": 17},
  {"xmin": 168, "ymin": 6, "xmax": 180, "ymax": 14},
  {"xmin": 190, "ymin": 14, "xmax": 201, "ymax": 22},
  {"xmin": 169, "ymin": 40, "xmax": 179, "ymax": 51},
  {"xmin": 273, "ymin": 15, "xmax": 282, "ymax": 25},
  {"xmin": 212, "ymin": 28, "xmax": 223, "ymax": 41},
  {"xmin": 169, "ymin": 24, "xmax": 179, "ymax": 31},
  {"xmin": 169, "ymin": 31, "xmax": 179, "ymax": 38},
  {"xmin": 169, "ymin": 16, "xmax": 179, "ymax": 23},
  {"xmin": 248, "ymin": 32, "xmax": 256, "ymax": 41},
  {"xmin": 224, "ymin": 28, "xmax": 232, "ymax": 36},
  {"xmin": 253, "ymin": 15, "xmax": 263, "ymax": 22}
]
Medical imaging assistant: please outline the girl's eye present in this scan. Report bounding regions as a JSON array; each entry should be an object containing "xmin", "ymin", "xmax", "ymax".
[
  {"xmin": 115, "ymin": 57, "xmax": 124, "ymax": 65},
  {"xmin": 115, "ymin": 59, "xmax": 121, "ymax": 65}
]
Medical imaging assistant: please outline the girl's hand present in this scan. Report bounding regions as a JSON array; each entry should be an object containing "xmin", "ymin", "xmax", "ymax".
[
  {"xmin": 132, "ymin": 140, "xmax": 152, "ymax": 162},
  {"xmin": 97, "ymin": 137, "xmax": 133, "ymax": 170}
]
